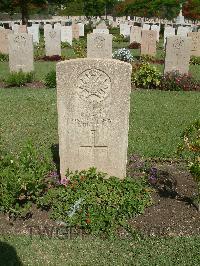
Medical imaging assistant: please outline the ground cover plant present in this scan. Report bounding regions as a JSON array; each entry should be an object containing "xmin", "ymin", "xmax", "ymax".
[{"xmin": 39, "ymin": 168, "xmax": 151, "ymax": 237}]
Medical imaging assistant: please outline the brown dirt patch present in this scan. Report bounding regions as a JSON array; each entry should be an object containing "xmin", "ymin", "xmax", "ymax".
[
  {"xmin": 0, "ymin": 161, "xmax": 199, "ymax": 238},
  {"xmin": 130, "ymin": 162, "xmax": 200, "ymax": 236},
  {"xmin": 0, "ymin": 81, "xmax": 45, "ymax": 89}
]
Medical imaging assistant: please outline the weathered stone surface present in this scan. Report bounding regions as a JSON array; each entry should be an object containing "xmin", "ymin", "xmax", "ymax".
[
  {"xmin": 96, "ymin": 21, "xmax": 107, "ymax": 29},
  {"xmin": 44, "ymin": 24, "xmax": 52, "ymax": 38},
  {"xmin": 188, "ymin": 32, "xmax": 200, "ymax": 57},
  {"xmin": 18, "ymin": 25, "xmax": 27, "ymax": 33},
  {"xmin": 56, "ymin": 58, "xmax": 132, "ymax": 179},
  {"xmin": 164, "ymin": 26, "xmax": 175, "ymax": 46},
  {"xmin": 164, "ymin": 36, "xmax": 191, "ymax": 74},
  {"xmin": 61, "ymin": 26, "xmax": 72, "ymax": 45},
  {"xmin": 120, "ymin": 23, "xmax": 131, "ymax": 37},
  {"xmin": 151, "ymin": 24, "xmax": 160, "ymax": 41},
  {"xmin": 87, "ymin": 33, "xmax": 112, "ymax": 59},
  {"xmin": 0, "ymin": 29, "xmax": 13, "ymax": 54},
  {"xmin": 143, "ymin": 24, "xmax": 150, "ymax": 30},
  {"xmin": 12, "ymin": 24, "xmax": 19, "ymax": 33},
  {"xmin": 27, "ymin": 26, "xmax": 39, "ymax": 44},
  {"xmin": 72, "ymin": 23, "xmax": 79, "ymax": 40},
  {"xmin": 93, "ymin": 28, "xmax": 109, "ymax": 34},
  {"xmin": 141, "ymin": 30, "xmax": 157, "ymax": 56},
  {"xmin": 78, "ymin": 23, "xmax": 84, "ymax": 36},
  {"xmin": 8, "ymin": 33, "xmax": 34, "ymax": 72},
  {"xmin": 130, "ymin": 26, "xmax": 141, "ymax": 43},
  {"xmin": 177, "ymin": 26, "xmax": 190, "ymax": 37},
  {"xmin": 45, "ymin": 29, "xmax": 61, "ymax": 56}
]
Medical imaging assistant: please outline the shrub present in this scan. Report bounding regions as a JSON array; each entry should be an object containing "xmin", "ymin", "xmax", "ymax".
[
  {"xmin": 160, "ymin": 71, "xmax": 200, "ymax": 91},
  {"xmin": 45, "ymin": 70, "xmax": 56, "ymax": 89},
  {"xmin": 132, "ymin": 62, "xmax": 161, "ymax": 89},
  {"xmin": 128, "ymin": 42, "xmax": 141, "ymax": 49},
  {"xmin": 112, "ymin": 48, "xmax": 134, "ymax": 63},
  {"xmin": 39, "ymin": 168, "xmax": 152, "ymax": 237},
  {"xmin": 34, "ymin": 41, "xmax": 45, "ymax": 60},
  {"xmin": 190, "ymin": 56, "xmax": 200, "ymax": 65},
  {"xmin": 0, "ymin": 53, "xmax": 9, "ymax": 62},
  {"xmin": 0, "ymin": 142, "xmax": 52, "ymax": 217},
  {"xmin": 73, "ymin": 39, "xmax": 86, "ymax": 58},
  {"xmin": 61, "ymin": 42, "xmax": 72, "ymax": 49},
  {"xmin": 5, "ymin": 71, "xmax": 34, "ymax": 87},
  {"xmin": 177, "ymin": 120, "xmax": 200, "ymax": 210},
  {"xmin": 42, "ymin": 55, "xmax": 63, "ymax": 61},
  {"xmin": 113, "ymin": 34, "xmax": 128, "ymax": 43}
]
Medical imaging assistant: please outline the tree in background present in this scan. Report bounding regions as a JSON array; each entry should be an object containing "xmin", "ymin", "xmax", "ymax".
[
  {"xmin": 114, "ymin": 0, "xmax": 187, "ymax": 20},
  {"xmin": 183, "ymin": 0, "xmax": 200, "ymax": 21}
]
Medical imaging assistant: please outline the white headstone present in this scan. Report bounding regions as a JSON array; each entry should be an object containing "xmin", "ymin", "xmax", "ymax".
[
  {"xmin": 45, "ymin": 29, "xmax": 61, "ymax": 56},
  {"xmin": 8, "ymin": 33, "xmax": 34, "ymax": 73},
  {"xmin": 56, "ymin": 58, "xmax": 132, "ymax": 179}
]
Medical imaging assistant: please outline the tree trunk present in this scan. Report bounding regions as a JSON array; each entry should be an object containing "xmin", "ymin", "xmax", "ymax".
[{"xmin": 20, "ymin": 0, "xmax": 29, "ymax": 25}]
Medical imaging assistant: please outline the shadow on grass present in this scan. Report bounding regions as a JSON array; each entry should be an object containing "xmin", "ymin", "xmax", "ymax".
[
  {"xmin": 51, "ymin": 144, "xmax": 60, "ymax": 174},
  {"xmin": 0, "ymin": 241, "xmax": 23, "ymax": 265}
]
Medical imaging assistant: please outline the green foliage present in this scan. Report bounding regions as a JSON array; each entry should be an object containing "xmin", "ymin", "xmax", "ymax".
[
  {"xmin": 45, "ymin": 70, "xmax": 56, "ymax": 89},
  {"xmin": 0, "ymin": 141, "xmax": 52, "ymax": 216},
  {"xmin": 178, "ymin": 120, "xmax": 200, "ymax": 209},
  {"xmin": 113, "ymin": 33, "xmax": 129, "ymax": 43},
  {"xmin": 0, "ymin": 53, "xmax": 9, "ymax": 62},
  {"xmin": 5, "ymin": 71, "xmax": 34, "ymax": 87},
  {"xmin": 39, "ymin": 168, "xmax": 152, "ymax": 237},
  {"xmin": 34, "ymin": 40, "xmax": 45, "ymax": 60},
  {"xmin": 190, "ymin": 56, "xmax": 200, "ymax": 65},
  {"xmin": 132, "ymin": 62, "xmax": 161, "ymax": 89},
  {"xmin": 61, "ymin": 42, "xmax": 72, "ymax": 49},
  {"xmin": 73, "ymin": 39, "xmax": 86, "ymax": 58}
]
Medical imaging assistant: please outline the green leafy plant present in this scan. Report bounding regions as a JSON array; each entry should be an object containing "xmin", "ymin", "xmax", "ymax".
[
  {"xmin": 39, "ymin": 168, "xmax": 152, "ymax": 237},
  {"xmin": 0, "ymin": 53, "xmax": 9, "ymax": 62},
  {"xmin": 190, "ymin": 56, "xmax": 200, "ymax": 65},
  {"xmin": 177, "ymin": 120, "xmax": 200, "ymax": 210},
  {"xmin": 73, "ymin": 39, "xmax": 86, "ymax": 58},
  {"xmin": 61, "ymin": 42, "xmax": 72, "ymax": 49},
  {"xmin": 5, "ymin": 71, "xmax": 35, "ymax": 87},
  {"xmin": 34, "ymin": 40, "xmax": 45, "ymax": 60},
  {"xmin": 132, "ymin": 62, "xmax": 161, "ymax": 89},
  {"xmin": 113, "ymin": 34, "xmax": 128, "ymax": 43},
  {"xmin": 45, "ymin": 70, "xmax": 56, "ymax": 89},
  {"xmin": 0, "ymin": 141, "xmax": 52, "ymax": 217}
]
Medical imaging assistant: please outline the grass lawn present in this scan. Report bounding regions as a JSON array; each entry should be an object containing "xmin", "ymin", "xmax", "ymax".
[
  {"xmin": 1, "ymin": 235, "xmax": 200, "ymax": 265},
  {"xmin": 0, "ymin": 88, "xmax": 199, "ymax": 160}
]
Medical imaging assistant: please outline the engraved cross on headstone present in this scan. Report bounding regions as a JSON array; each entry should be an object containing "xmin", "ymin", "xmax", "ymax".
[{"xmin": 79, "ymin": 129, "xmax": 108, "ymax": 167}]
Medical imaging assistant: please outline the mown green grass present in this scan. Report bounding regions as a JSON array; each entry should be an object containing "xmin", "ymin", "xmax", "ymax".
[
  {"xmin": 1, "ymin": 235, "xmax": 200, "ymax": 265},
  {"xmin": 129, "ymin": 90, "xmax": 200, "ymax": 158},
  {"xmin": 0, "ymin": 88, "xmax": 199, "ymax": 160}
]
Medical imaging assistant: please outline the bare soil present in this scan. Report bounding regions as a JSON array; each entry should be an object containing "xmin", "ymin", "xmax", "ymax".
[{"xmin": 0, "ymin": 161, "xmax": 199, "ymax": 238}]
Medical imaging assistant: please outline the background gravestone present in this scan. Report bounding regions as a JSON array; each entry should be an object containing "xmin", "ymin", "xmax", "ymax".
[
  {"xmin": 45, "ymin": 29, "xmax": 61, "ymax": 56},
  {"xmin": 0, "ymin": 29, "xmax": 13, "ymax": 54},
  {"xmin": 61, "ymin": 26, "xmax": 72, "ymax": 45},
  {"xmin": 141, "ymin": 30, "xmax": 157, "ymax": 56},
  {"xmin": 164, "ymin": 36, "xmax": 191, "ymax": 74},
  {"xmin": 8, "ymin": 33, "xmax": 34, "ymax": 73},
  {"xmin": 56, "ymin": 59, "xmax": 132, "ymax": 179},
  {"xmin": 151, "ymin": 24, "xmax": 160, "ymax": 41},
  {"xmin": 93, "ymin": 28, "xmax": 109, "ymax": 34},
  {"xmin": 87, "ymin": 33, "xmax": 112, "ymax": 59},
  {"xmin": 130, "ymin": 26, "xmax": 141, "ymax": 44},
  {"xmin": 72, "ymin": 23, "xmax": 79, "ymax": 40},
  {"xmin": 188, "ymin": 32, "xmax": 200, "ymax": 57},
  {"xmin": 164, "ymin": 26, "xmax": 175, "ymax": 46}
]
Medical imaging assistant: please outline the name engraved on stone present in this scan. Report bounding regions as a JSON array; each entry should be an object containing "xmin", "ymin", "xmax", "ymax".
[{"xmin": 77, "ymin": 69, "xmax": 111, "ymax": 103}]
